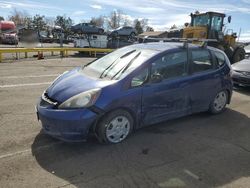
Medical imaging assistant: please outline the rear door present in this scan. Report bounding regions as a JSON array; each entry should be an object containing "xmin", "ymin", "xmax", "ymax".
[
  {"xmin": 188, "ymin": 48, "xmax": 222, "ymax": 112},
  {"xmin": 141, "ymin": 49, "xmax": 191, "ymax": 125}
]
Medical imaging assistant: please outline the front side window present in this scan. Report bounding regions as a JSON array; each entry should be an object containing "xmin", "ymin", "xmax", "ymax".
[
  {"xmin": 191, "ymin": 50, "xmax": 213, "ymax": 73},
  {"xmin": 214, "ymin": 51, "xmax": 225, "ymax": 67},
  {"xmin": 193, "ymin": 15, "xmax": 210, "ymax": 27},
  {"xmin": 151, "ymin": 51, "xmax": 187, "ymax": 81},
  {"xmin": 211, "ymin": 16, "xmax": 223, "ymax": 31}
]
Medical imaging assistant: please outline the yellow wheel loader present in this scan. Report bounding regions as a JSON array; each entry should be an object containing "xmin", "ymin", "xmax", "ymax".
[{"xmin": 183, "ymin": 11, "xmax": 245, "ymax": 63}]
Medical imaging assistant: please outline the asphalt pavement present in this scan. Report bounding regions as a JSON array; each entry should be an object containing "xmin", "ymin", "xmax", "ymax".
[{"xmin": 0, "ymin": 57, "xmax": 250, "ymax": 188}]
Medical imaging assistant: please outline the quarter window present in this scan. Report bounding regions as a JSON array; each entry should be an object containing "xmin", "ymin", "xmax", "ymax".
[
  {"xmin": 151, "ymin": 51, "xmax": 187, "ymax": 81},
  {"xmin": 214, "ymin": 51, "xmax": 225, "ymax": 67},
  {"xmin": 191, "ymin": 50, "xmax": 213, "ymax": 73}
]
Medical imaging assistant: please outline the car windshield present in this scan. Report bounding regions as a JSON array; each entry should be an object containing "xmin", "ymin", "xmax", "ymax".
[
  {"xmin": 193, "ymin": 14, "xmax": 210, "ymax": 27},
  {"xmin": 82, "ymin": 46, "xmax": 158, "ymax": 80}
]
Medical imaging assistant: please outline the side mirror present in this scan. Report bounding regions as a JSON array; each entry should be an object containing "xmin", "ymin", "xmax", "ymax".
[
  {"xmin": 151, "ymin": 73, "xmax": 163, "ymax": 83},
  {"xmin": 228, "ymin": 16, "xmax": 231, "ymax": 23}
]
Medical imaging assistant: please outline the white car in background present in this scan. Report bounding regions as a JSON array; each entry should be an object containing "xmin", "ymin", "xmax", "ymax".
[{"xmin": 73, "ymin": 34, "xmax": 108, "ymax": 48}]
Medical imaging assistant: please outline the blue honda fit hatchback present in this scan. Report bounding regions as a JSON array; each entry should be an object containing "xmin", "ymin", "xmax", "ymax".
[{"xmin": 36, "ymin": 42, "xmax": 233, "ymax": 144}]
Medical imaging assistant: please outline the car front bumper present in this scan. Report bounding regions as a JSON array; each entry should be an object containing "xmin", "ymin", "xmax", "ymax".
[
  {"xmin": 36, "ymin": 101, "xmax": 98, "ymax": 142},
  {"xmin": 232, "ymin": 72, "xmax": 250, "ymax": 86}
]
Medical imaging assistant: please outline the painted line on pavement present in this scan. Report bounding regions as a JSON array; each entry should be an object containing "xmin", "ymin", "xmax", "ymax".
[
  {"xmin": 0, "ymin": 141, "xmax": 63, "ymax": 160},
  {"xmin": 0, "ymin": 82, "xmax": 51, "ymax": 88},
  {"xmin": 184, "ymin": 169, "xmax": 201, "ymax": 180}
]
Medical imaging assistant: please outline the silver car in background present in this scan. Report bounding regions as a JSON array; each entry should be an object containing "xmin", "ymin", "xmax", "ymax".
[
  {"xmin": 110, "ymin": 26, "xmax": 137, "ymax": 37},
  {"xmin": 71, "ymin": 23, "xmax": 104, "ymax": 34}
]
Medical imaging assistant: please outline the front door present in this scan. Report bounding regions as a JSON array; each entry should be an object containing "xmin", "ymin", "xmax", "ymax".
[{"xmin": 142, "ymin": 49, "xmax": 191, "ymax": 125}]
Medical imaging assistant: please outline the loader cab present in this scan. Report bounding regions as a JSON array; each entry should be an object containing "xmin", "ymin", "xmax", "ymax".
[
  {"xmin": 183, "ymin": 12, "xmax": 225, "ymax": 41},
  {"xmin": 191, "ymin": 12, "xmax": 225, "ymax": 32},
  {"xmin": 183, "ymin": 11, "xmax": 245, "ymax": 63}
]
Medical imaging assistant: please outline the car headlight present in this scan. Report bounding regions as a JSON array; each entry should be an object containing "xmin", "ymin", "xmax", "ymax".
[{"xmin": 58, "ymin": 88, "xmax": 101, "ymax": 109}]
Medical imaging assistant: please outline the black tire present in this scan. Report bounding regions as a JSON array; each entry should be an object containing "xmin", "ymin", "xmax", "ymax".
[
  {"xmin": 113, "ymin": 31, "xmax": 118, "ymax": 37},
  {"xmin": 232, "ymin": 47, "xmax": 245, "ymax": 64},
  {"xmin": 233, "ymin": 83, "xmax": 240, "ymax": 88},
  {"xmin": 130, "ymin": 32, "xmax": 136, "ymax": 38},
  {"xmin": 96, "ymin": 109, "xmax": 134, "ymax": 144},
  {"xmin": 98, "ymin": 29, "xmax": 104, "ymax": 34},
  {"xmin": 209, "ymin": 90, "xmax": 228, "ymax": 114}
]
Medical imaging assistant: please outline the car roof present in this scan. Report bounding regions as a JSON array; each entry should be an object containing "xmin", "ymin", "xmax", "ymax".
[{"xmin": 132, "ymin": 42, "xmax": 204, "ymax": 52}]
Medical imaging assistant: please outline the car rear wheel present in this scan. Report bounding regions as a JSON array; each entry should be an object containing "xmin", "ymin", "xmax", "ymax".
[
  {"xmin": 130, "ymin": 32, "xmax": 136, "ymax": 38},
  {"xmin": 209, "ymin": 90, "xmax": 228, "ymax": 114},
  {"xmin": 113, "ymin": 31, "xmax": 118, "ymax": 37},
  {"xmin": 98, "ymin": 29, "xmax": 104, "ymax": 34},
  {"xmin": 96, "ymin": 109, "xmax": 134, "ymax": 144}
]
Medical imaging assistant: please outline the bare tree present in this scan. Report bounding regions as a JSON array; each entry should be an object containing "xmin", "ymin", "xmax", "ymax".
[
  {"xmin": 140, "ymin": 18, "xmax": 148, "ymax": 31},
  {"xmin": 146, "ymin": 26, "xmax": 154, "ymax": 32},
  {"xmin": 8, "ymin": 9, "xmax": 30, "ymax": 26},
  {"xmin": 90, "ymin": 16, "xmax": 104, "ymax": 28},
  {"xmin": 123, "ymin": 16, "xmax": 132, "ymax": 26},
  {"xmin": 45, "ymin": 17, "xmax": 55, "ymax": 28},
  {"xmin": 108, "ymin": 10, "xmax": 123, "ymax": 29}
]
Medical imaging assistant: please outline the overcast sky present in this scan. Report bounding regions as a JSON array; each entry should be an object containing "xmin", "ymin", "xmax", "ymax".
[{"xmin": 0, "ymin": 0, "xmax": 250, "ymax": 41}]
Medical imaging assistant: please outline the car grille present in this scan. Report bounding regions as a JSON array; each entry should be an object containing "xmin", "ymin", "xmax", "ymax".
[
  {"xmin": 242, "ymin": 72, "xmax": 250, "ymax": 77},
  {"xmin": 40, "ymin": 92, "xmax": 58, "ymax": 107}
]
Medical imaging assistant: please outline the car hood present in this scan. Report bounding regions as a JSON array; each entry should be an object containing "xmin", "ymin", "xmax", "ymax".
[
  {"xmin": 47, "ymin": 68, "xmax": 117, "ymax": 102},
  {"xmin": 232, "ymin": 59, "xmax": 250, "ymax": 72}
]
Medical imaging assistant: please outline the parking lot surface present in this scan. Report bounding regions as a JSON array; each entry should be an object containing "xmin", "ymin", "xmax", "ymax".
[{"xmin": 0, "ymin": 58, "xmax": 250, "ymax": 188}]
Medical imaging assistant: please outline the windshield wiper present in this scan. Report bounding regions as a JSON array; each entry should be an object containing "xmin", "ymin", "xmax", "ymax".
[
  {"xmin": 81, "ymin": 59, "xmax": 97, "ymax": 70},
  {"xmin": 99, "ymin": 57, "xmax": 120, "ymax": 78},
  {"xmin": 100, "ymin": 49, "xmax": 136, "ymax": 79},
  {"xmin": 111, "ymin": 52, "xmax": 141, "ymax": 80},
  {"xmin": 120, "ymin": 49, "xmax": 136, "ymax": 58}
]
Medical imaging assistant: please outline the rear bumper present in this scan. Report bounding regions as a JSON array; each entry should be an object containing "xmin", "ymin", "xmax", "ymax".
[{"xmin": 36, "ymin": 102, "xmax": 98, "ymax": 142}]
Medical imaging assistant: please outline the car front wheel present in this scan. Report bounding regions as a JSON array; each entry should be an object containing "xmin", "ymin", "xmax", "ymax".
[
  {"xmin": 209, "ymin": 90, "xmax": 228, "ymax": 114},
  {"xmin": 96, "ymin": 109, "xmax": 134, "ymax": 144}
]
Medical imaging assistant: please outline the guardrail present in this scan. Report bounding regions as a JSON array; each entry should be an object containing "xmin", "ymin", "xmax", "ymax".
[{"xmin": 0, "ymin": 47, "xmax": 114, "ymax": 62}]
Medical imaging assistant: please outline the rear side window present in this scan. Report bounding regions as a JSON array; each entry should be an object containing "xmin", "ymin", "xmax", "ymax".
[
  {"xmin": 191, "ymin": 50, "xmax": 213, "ymax": 73},
  {"xmin": 214, "ymin": 51, "xmax": 225, "ymax": 67},
  {"xmin": 151, "ymin": 51, "xmax": 187, "ymax": 80}
]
